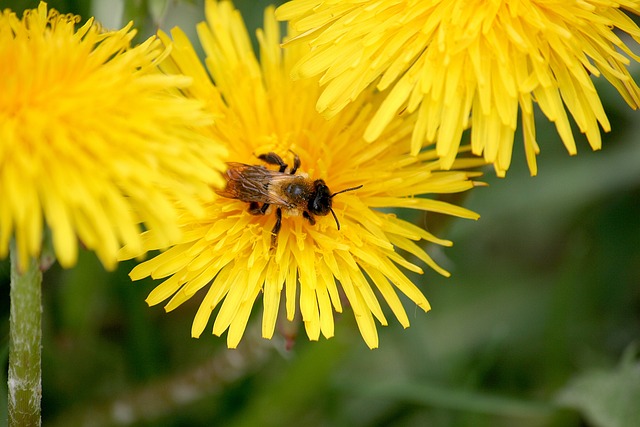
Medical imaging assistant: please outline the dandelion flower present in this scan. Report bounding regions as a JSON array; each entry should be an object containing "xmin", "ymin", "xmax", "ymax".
[
  {"xmin": 276, "ymin": 0, "xmax": 640, "ymax": 176},
  {"xmin": 0, "ymin": 2, "xmax": 226, "ymax": 270},
  {"xmin": 122, "ymin": 0, "xmax": 483, "ymax": 349}
]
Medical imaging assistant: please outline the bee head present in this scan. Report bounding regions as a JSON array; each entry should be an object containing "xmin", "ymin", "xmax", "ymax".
[
  {"xmin": 309, "ymin": 180, "xmax": 332, "ymax": 216},
  {"xmin": 309, "ymin": 180, "xmax": 363, "ymax": 230}
]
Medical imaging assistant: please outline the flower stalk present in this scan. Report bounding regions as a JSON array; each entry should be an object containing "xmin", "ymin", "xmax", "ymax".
[{"xmin": 9, "ymin": 241, "xmax": 43, "ymax": 427}]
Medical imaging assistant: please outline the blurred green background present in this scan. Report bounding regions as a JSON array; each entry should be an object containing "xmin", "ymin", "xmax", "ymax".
[{"xmin": 1, "ymin": 1, "xmax": 639, "ymax": 426}]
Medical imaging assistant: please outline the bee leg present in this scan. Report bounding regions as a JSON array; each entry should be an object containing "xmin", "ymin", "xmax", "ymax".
[
  {"xmin": 258, "ymin": 152, "xmax": 288, "ymax": 173},
  {"xmin": 248, "ymin": 202, "xmax": 264, "ymax": 215},
  {"xmin": 271, "ymin": 208, "xmax": 282, "ymax": 246},
  {"xmin": 289, "ymin": 151, "xmax": 301, "ymax": 174},
  {"xmin": 303, "ymin": 211, "xmax": 316, "ymax": 226}
]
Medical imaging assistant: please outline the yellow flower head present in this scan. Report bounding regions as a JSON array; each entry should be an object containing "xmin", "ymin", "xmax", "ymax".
[
  {"xmin": 0, "ymin": 3, "xmax": 226, "ymax": 270},
  {"xmin": 123, "ymin": 0, "xmax": 483, "ymax": 349},
  {"xmin": 276, "ymin": 0, "xmax": 640, "ymax": 176}
]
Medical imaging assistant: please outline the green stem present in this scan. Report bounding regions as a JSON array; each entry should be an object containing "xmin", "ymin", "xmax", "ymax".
[{"xmin": 9, "ymin": 242, "xmax": 43, "ymax": 427}]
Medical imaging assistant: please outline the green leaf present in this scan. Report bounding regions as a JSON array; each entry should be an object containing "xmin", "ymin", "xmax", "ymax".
[{"xmin": 556, "ymin": 348, "xmax": 640, "ymax": 427}]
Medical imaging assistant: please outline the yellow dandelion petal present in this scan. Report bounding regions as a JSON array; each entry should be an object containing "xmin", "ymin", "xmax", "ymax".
[
  {"xmin": 276, "ymin": 0, "xmax": 640, "ymax": 176},
  {"xmin": 0, "ymin": 3, "xmax": 227, "ymax": 271},
  {"xmin": 122, "ymin": 0, "xmax": 486, "ymax": 349},
  {"xmin": 261, "ymin": 260, "xmax": 283, "ymax": 339}
]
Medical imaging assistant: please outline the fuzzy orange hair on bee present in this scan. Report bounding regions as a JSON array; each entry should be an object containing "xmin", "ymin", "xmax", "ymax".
[{"xmin": 216, "ymin": 152, "xmax": 362, "ymax": 245}]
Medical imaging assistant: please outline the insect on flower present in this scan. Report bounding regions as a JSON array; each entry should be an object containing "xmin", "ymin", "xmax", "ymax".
[{"xmin": 216, "ymin": 152, "xmax": 362, "ymax": 245}]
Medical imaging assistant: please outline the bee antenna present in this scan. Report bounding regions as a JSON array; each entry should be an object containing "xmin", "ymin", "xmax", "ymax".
[
  {"xmin": 330, "ymin": 208, "xmax": 341, "ymax": 230},
  {"xmin": 330, "ymin": 184, "xmax": 361, "ymax": 231},
  {"xmin": 330, "ymin": 184, "xmax": 363, "ymax": 198}
]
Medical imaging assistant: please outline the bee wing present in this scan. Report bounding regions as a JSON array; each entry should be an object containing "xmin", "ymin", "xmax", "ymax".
[{"xmin": 216, "ymin": 163, "xmax": 292, "ymax": 206}]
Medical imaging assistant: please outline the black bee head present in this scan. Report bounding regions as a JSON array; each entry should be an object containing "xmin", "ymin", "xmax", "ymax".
[
  {"xmin": 309, "ymin": 180, "xmax": 332, "ymax": 216},
  {"xmin": 309, "ymin": 180, "xmax": 363, "ymax": 231}
]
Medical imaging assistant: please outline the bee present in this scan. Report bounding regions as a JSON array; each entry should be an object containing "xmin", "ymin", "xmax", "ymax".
[{"xmin": 216, "ymin": 151, "xmax": 362, "ymax": 245}]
